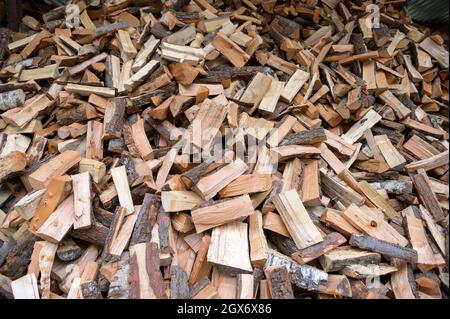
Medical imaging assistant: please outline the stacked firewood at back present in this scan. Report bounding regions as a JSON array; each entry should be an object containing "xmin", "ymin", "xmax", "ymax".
[{"xmin": 0, "ymin": 0, "xmax": 448, "ymax": 299}]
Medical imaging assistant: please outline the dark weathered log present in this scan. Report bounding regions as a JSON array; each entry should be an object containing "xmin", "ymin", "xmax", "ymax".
[
  {"xmin": 0, "ymin": 89, "xmax": 25, "ymax": 111},
  {"xmin": 81, "ymin": 281, "xmax": 103, "ymax": 299},
  {"xmin": 264, "ymin": 249, "xmax": 328, "ymax": 292},
  {"xmin": 70, "ymin": 221, "xmax": 109, "ymax": 247},
  {"xmin": 170, "ymin": 265, "xmax": 190, "ymax": 299},
  {"xmin": 0, "ymin": 81, "xmax": 40, "ymax": 93},
  {"xmin": 0, "ymin": 273, "xmax": 13, "ymax": 299},
  {"xmin": 120, "ymin": 152, "xmax": 139, "ymax": 185},
  {"xmin": 55, "ymin": 104, "xmax": 98, "ymax": 126},
  {"xmin": 94, "ymin": 206, "xmax": 115, "ymax": 228},
  {"xmin": 157, "ymin": 210, "xmax": 171, "ymax": 254},
  {"xmin": 412, "ymin": 171, "xmax": 445, "ymax": 222},
  {"xmin": 131, "ymin": 84, "xmax": 177, "ymax": 109},
  {"xmin": 0, "ymin": 231, "xmax": 38, "ymax": 280},
  {"xmin": 129, "ymin": 194, "xmax": 160, "ymax": 246},
  {"xmin": 267, "ymin": 231, "xmax": 298, "ymax": 256},
  {"xmin": 107, "ymin": 252, "xmax": 130, "ymax": 299},
  {"xmin": 264, "ymin": 265, "xmax": 294, "ymax": 299},
  {"xmin": 279, "ymin": 128, "xmax": 326, "ymax": 146},
  {"xmin": 0, "ymin": 237, "xmax": 15, "ymax": 267},
  {"xmin": 129, "ymin": 242, "xmax": 167, "ymax": 299},
  {"xmin": 349, "ymin": 233, "xmax": 418, "ymax": 263},
  {"xmin": 56, "ymin": 237, "xmax": 82, "ymax": 262}
]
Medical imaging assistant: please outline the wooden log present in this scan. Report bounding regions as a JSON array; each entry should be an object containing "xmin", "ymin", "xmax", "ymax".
[
  {"xmin": 218, "ymin": 174, "xmax": 272, "ymax": 198},
  {"xmin": 279, "ymin": 128, "xmax": 326, "ymax": 146},
  {"xmin": 342, "ymin": 204, "xmax": 408, "ymax": 246},
  {"xmin": 27, "ymin": 151, "xmax": 81, "ymax": 190},
  {"xmin": 411, "ymin": 169, "xmax": 445, "ymax": 222},
  {"xmin": 71, "ymin": 172, "xmax": 92, "ymax": 230},
  {"xmin": 319, "ymin": 246, "xmax": 381, "ymax": 272},
  {"xmin": 212, "ymin": 33, "xmax": 250, "ymax": 67},
  {"xmin": 207, "ymin": 222, "xmax": 253, "ymax": 274},
  {"xmin": 280, "ymin": 69, "xmax": 310, "ymax": 103},
  {"xmin": 29, "ymin": 175, "xmax": 71, "ymax": 232},
  {"xmin": 342, "ymin": 109, "xmax": 382, "ymax": 144},
  {"xmin": 38, "ymin": 241, "xmax": 58, "ymax": 299},
  {"xmin": 264, "ymin": 249, "xmax": 328, "ymax": 291},
  {"xmin": 357, "ymin": 181, "xmax": 399, "ymax": 218},
  {"xmin": 0, "ymin": 89, "xmax": 25, "ymax": 111},
  {"xmin": 129, "ymin": 194, "xmax": 160, "ymax": 246},
  {"xmin": 107, "ymin": 252, "xmax": 130, "ymax": 299},
  {"xmin": 189, "ymin": 233, "xmax": 212, "ymax": 286},
  {"xmin": 131, "ymin": 118, "xmax": 153, "ymax": 160},
  {"xmin": 103, "ymin": 97, "xmax": 126, "ymax": 140},
  {"xmin": 349, "ymin": 233, "xmax": 417, "ymax": 263},
  {"xmin": 3, "ymin": 94, "xmax": 53, "ymax": 128},
  {"xmin": 291, "ymin": 232, "xmax": 347, "ymax": 264},
  {"xmin": 318, "ymin": 274, "xmax": 352, "ymax": 298},
  {"xmin": 65, "ymin": 83, "xmax": 115, "ymax": 98},
  {"xmin": 13, "ymin": 189, "xmax": 45, "ymax": 220},
  {"xmin": 405, "ymin": 215, "xmax": 445, "ymax": 268},
  {"xmin": 129, "ymin": 242, "xmax": 167, "ymax": 299},
  {"xmin": 301, "ymin": 160, "xmax": 321, "ymax": 206},
  {"xmin": 35, "ymin": 195, "xmax": 75, "ymax": 243},
  {"xmin": 11, "ymin": 274, "xmax": 40, "ymax": 299},
  {"xmin": 390, "ymin": 258, "xmax": 415, "ymax": 299},
  {"xmin": 161, "ymin": 191, "xmax": 203, "ymax": 212},
  {"xmin": 264, "ymin": 265, "xmax": 294, "ymax": 299},
  {"xmin": 273, "ymin": 189, "xmax": 323, "ymax": 249},
  {"xmin": 249, "ymin": 211, "xmax": 269, "ymax": 268},
  {"xmin": 405, "ymin": 150, "xmax": 449, "ymax": 174},
  {"xmin": 111, "ymin": 166, "xmax": 135, "ymax": 215},
  {"xmin": 0, "ymin": 231, "xmax": 39, "ymax": 280},
  {"xmin": 239, "ymin": 72, "xmax": 272, "ymax": 107}
]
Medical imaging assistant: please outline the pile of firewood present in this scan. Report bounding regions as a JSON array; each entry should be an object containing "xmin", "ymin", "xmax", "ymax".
[{"xmin": 0, "ymin": 0, "xmax": 448, "ymax": 299}]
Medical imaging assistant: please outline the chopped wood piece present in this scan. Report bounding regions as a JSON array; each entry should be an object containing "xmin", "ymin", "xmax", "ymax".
[
  {"xmin": 265, "ymin": 249, "xmax": 328, "ymax": 291},
  {"xmin": 265, "ymin": 265, "xmax": 294, "ymax": 299},
  {"xmin": 194, "ymin": 159, "xmax": 248, "ymax": 200},
  {"xmin": 319, "ymin": 246, "xmax": 381, "ymax": 272},
  {"xmin": 390, "ymin": 259, "xmax": 415, "ymax": 299},
  {"xmin": 357, "ymin": 181, "xmax": 399, "ymax": 219},
  {"xmin": 11, "ymin": 274, "xmax": 40, "ymax": 299},
  {"xmin": 281, "ymin": 69, "xmax": 310, "ymax": 103},
  {"xmin": 71, "ymin": 172, "xmax": 92, "ymax": 230},
  {"xmin": 291, "ymin": 232, "xmax": 347, "ymax": 264},
  {"xmin": 342, "ymin": 110, "xmax": 382, "ymax": 144},
  {"xmin": 103, "ymin": 97, "xmax": 126, "ymax": 140},
  {"xmin": 212, "ymin": 34, "xmax": 250, "ymax": 67},
  {"xmin": 207, "ymin": 222, "xmax": 253, "ymax": 274},
  {"xmin": 28, "ymin": 151, "xmax": 81, "ymax": 190},
  {"xmin": 412, "ymin": 170, "xmax": 445, "ymax": 222},
  {"xmin": 342, "ymin": 204, "xmax": 408, "ymax": 246},
  {"xmin": 318, "ymin": 274, "xmax": 352, "ymax": 298},
  {"xmin": 273, "ymin": 189, "xmax": 323, "ymax": 249},
  {"xmin": 111, "ymin": 166, "xmax": 135, "ymax": 215},
  {"xmin": 129, "ymin": 242, "xmax": 167, "ymax": 299},
  {"xmin": 249, "ymin": 211, "xmax": 269, "ymax": 268},
  {"xmin": 191, "ymin": 195, "xmax": 254, "ymax": 233},
  {"xmin": 218, "ymin": 174, "xmax": 272, "ymax": 198},
  {"xmin": 36, "ymin": 195, "xmax": 75, "ymax": 243},
  {"xmin": 349, "ymin": 233, "xmax": 417, "ymax": 263}
]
